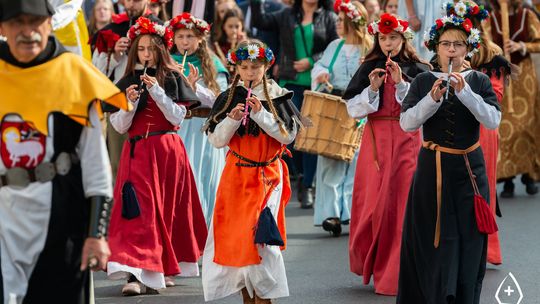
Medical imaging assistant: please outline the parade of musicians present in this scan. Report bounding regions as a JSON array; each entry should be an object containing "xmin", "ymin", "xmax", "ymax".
[{"xmin": 0, "ymin": 0, "xmax": 539, "ymax": 303}]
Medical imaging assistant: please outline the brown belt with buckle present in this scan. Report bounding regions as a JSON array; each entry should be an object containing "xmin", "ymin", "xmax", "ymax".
[
  {"xmin": 0, "ymin": 152, "xmax": 76, "ymax": 188},
  {"xmin": 185, "ymin": 107, "xmax": 212, "ymax": 119}
]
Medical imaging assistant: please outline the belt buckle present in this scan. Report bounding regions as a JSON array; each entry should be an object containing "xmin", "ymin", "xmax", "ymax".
[
  {"xmin": 55, "ymin": 152, "xmax": 72, "ymax": 176},
  {"xmin": 5, "ymin": 167, "xmax": 30, "ymax": 188},
  {"xmin": 35, "ymin": 162, "xmax": 56, "ymax": 182}
]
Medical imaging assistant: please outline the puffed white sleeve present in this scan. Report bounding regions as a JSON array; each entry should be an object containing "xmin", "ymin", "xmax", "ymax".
[
  {"xmin": 345, "ymin": 87, "xmax": 380, "ymax": 119},
  {"xmin": 92, "ymin": 49, "xmax": 122, "ymax": 78},
  {"xmin": 77, "ymin": 104, "xmax": 113, "ymax": 198},
  {"xmin": 207, "ymin": 116, "xmax": 242, "ymax": 148},
  {"xmin": 456, "ymin": 81, "xmax": 501, "ymax": 130},
  {"xmin": 109, "ymin": 98, "xmax": 138, "ymax": 134},
  {"xmin": 147, "ymin": 84, "xmax": 187, "ymax": 126},
  {"xmin": 194, "ymin": 82, "xmax": 217, "ymax": 107},
  {"xmin": 250, "ymin": 107, "xmax": 297, "ymax": 145},
  {"xmin": 400, "ymin": 93, "xmax": 442, "ymax": 131}
]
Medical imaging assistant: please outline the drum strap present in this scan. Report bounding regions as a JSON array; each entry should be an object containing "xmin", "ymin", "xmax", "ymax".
[
  {"xmin": 315, "ymin": 40, "xmax": 345, "ymax": 92},
  {"xmin": 367, "ymin": 116, "xmax": 399, "ymax": 171}
]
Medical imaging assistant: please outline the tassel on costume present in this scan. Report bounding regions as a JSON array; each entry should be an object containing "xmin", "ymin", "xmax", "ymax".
[
  {"xmin": 474, "ymin": 194, "xmax": 498, "ymax": 234},
  {"xmin": 122, "ymin": 181, "xmax": 141, "ymax": 219},
  {"xmin": 254, "ymin": 207, "xmax": 284, "ymax": 246}
]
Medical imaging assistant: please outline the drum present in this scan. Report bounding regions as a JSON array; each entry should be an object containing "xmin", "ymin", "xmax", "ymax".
[{"xmin": 294, "ymin": 90, "xmax": 364, "ymax": 162}]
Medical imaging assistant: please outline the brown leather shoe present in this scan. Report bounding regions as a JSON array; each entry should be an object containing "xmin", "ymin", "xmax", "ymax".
[{"xmin": 242, "ymin": 288, "xmax": 255, "ymax": 304}]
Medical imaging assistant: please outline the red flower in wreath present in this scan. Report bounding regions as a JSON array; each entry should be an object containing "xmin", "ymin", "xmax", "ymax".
[
  {"xmin": 462, "ymin": 18, "xmax": 472, "ymax": 32},
  {"xmin": 471, "ymin": 5, "xmax": 480, "ymax": 15},
  {"xmin": 378, "ymin": 13, "xmax": 399, "ymax": 34},
  {"xmin": 398, "ymin": 19, "xmax": 409, "ymax": 31},
  {"xmin": 128, "ymin": 17, "xmax": 174, "ymax": 49},
  {"xmin": 436, "ymin": 18, "xmax": 444, "ymax": 29}
]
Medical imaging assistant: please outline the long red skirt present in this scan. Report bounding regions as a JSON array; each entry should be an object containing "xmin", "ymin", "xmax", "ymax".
[
  {"xmin": 349, "ymin": 118, "xmax": 420, "ymax": 295},
  {"xmin": 108, "ymin": 133, "xmax": 208, "ymax": 276}
]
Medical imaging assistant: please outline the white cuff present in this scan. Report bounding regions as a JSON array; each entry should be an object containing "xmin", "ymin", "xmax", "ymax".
[
  {"xmin": 109, "ymin": 100, "xmax": 138, "ymax": 134},
  {"xmin": 394, "ymin": 81, "xmax": 410, "ymax": 105}
]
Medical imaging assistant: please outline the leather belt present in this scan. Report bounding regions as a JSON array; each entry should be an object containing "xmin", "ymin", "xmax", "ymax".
[
  {"xmin": 185, "ymin": 107, "xmax": 211, "ymax": 119},
  {"xmin": 0, "ymin": 152, "xmax": 77, "ymax": 188},
  {"xmin": 128, "ymin": 130, "xmax": 177, "ymax": 158},
  {"xmin": 230, "ymin": 150, "xmax": 280, "ymax": 167},
  {"xmin": 367, "ymin": 116, "xmax": 400, "ymax": 171},
  {"xmin": 422, "ymin": 140, "xmax": 481, "ymax": 248}
]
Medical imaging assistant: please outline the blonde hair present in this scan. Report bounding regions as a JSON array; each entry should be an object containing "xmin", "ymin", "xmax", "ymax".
[
  {"xmin": 189, "ymin": 29, "xmax": 221, "ymax": 95},
  {"xmin": 211, "ymin": 40, "xmax": 288, "ymax": 136},
  {"xmin": 88, "ymin": 0, "xmax": 114, "ymax": 36},
  {"xmin": 341, "ymin": 1, "xmax": 373, "ymax": 55}
]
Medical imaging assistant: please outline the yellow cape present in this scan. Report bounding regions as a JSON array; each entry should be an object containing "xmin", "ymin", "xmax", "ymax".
[{"xmin": 0, "ymin": 52, "xmax": 131, "ymax": 135}]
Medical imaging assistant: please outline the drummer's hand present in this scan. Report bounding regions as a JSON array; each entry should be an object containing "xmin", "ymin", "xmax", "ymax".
[
  {"xmin": 247, "ymin": 96, "xmax": 263, "ymax": 113},
  {"xmin": 315, "ymin": 72, "xmax": 330, "ymax": 84},
  {"xmin": 369, "ymin": 68, "xmax": 386, "ymax": 91},
  {"xmin": 450, "ymin": 72, "xmax": 465, "ymax": 93},
  {"xmin": 228, "ymin": 103, "xmax": 245, "ymax": 120},
  {"xmin": 387, "ymin": 60, "xmax": 402, "ymax": 83},
  {"xmin": 430, "ymin": 77, "xmax": 447, "ymax": 101}
]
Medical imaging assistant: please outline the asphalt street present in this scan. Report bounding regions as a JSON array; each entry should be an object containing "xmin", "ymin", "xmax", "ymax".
[{"xmin": 95, "ymin": 182, "xmax": 540, "ymax": 304}]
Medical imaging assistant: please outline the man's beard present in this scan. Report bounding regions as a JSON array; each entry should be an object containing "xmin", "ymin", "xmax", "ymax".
[{"xmin": 127, "ymin": 7, "xmax": 145, "ymax": 19}]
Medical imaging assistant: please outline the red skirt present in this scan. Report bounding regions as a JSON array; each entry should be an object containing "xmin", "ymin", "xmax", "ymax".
[{"xmin": 108, "ymin": 133, "xmax": 208, "ymax": 276}]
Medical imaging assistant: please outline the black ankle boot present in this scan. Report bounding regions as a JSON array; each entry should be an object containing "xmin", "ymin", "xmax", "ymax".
[
  {"xmin": 521, "ymin": 174, "xmax": 539, "ymax": 195},
  {"xmin": 500, "ymin": 179, "xmax": 515, "ymax": 198},
  {"xmin": 300, "ymin": 187, "xmax": 314, "ymax": 209}
]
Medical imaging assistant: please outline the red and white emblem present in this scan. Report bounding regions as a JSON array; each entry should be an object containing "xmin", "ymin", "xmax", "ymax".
[{"xmin": 1, "ymin": 122, "xmax": 46, "ymax": 169}]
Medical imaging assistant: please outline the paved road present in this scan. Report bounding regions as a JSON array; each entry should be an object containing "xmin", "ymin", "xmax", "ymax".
[{"xmin": 95, "ymin": 182, "xmax": 540, "ymax": 303}]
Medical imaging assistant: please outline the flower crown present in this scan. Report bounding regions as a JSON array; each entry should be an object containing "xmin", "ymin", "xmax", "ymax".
[
  {"xmin": 442, "ymin": 1, "xmax": 489, "ymax": 22},
  {"xmin": 367, "ymin": 13, "xmax": 414, "ymax": 40},
  {"xmin": 227, "ymin": 44, "xmax": 275, "ymax": 66},
  {"xmin": 333, "ymin": 0, "xmax": 367, "ymax": 26},
  {"xmin": 166, "ymin": 12, "xmax": 211, "ymax": 36},
  {"xmin": 128, "ymin": 17, "xmax": 174, "ymax": 49},
  {"xmin": 424, "ymin": 14, "xmax": 481, "ymax": 57}
]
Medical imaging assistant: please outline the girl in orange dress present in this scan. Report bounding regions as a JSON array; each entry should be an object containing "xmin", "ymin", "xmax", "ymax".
[{"xmin": 201, "ymin": 40, "xmax": 304, "ymax": 303}]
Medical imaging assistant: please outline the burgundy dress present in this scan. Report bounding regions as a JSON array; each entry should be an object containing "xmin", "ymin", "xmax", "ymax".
[{"xmin": 348, "ymin": 77, "xmax": 421, "ymax": 295}]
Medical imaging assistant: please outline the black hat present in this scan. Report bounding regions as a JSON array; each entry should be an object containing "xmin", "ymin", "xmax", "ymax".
[{"xmin": 0, "ymin": 0, "xmax": 54, "ymax": 22}]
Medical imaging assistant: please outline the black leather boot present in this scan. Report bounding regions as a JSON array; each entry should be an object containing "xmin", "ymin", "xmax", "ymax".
[
  {"xmin": 500, "ymin": 178, "xmax": 515, "ymax": 198},
  {"xmin": 300, "ymin": 187, "xmax": 314, "ymax": 209},
  {"xmin": 522, "ymin": 174, "xmax": 539, "ymax": 195}
]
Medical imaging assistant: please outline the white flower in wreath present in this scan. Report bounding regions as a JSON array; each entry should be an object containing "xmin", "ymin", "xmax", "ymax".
[
  {"xmin": 371, "ymin": 22, "xmax": 379, "ymax": 34},
  {"xmin": 403, "ymin": 29, "xmax": 414, "ymax": 40},
  {"xmin": 467, "ymin": 49, "xmax": 478, "ymax": 58},
  {"xmin": 180, "ymin": 18, "xmax": 188, "ymax": 25},
  {"xmin": 247, "ymin": 44, "xmax": 260, "ymax": 60},
  {"xmin": 454, "ymin": 2, "xmax": 467, "ymax": 17},
  {"xmin": 441, "ymin": 15, "xmax": 452, "ymax": 25},
  {"xmin": 441, "ymin": 2, "xmax": 450, "ymax": 15},
  {"xmin": 154, "ymin": 24, "xmax": 166, "ymax": 36},
  {"xmin": 227, "ymin": 52, "xmax": 234, "ymax": 64},
  {"xmin": 134, "ymin": 23, "xmax": 140, "ymax": 29},
  {"xmin": 423, "ymin": 30, "xmax": 431, "ymax": 42},
  {"xmin": 186, "ymin": 23, "xmax": 194, "ymax": 29},
  {"xmin": 396, "ymin": 24, "xmax": 404, "ymax": 32},
  {"xmin": 164, "ymin": 21, "xmax": 170, "ymax": 28},
  {"xmin": 135, "ymin": 29, "xmax": 141, "ymax": 35},
  {"xmin": 468, "ymin": 28, "xmax": 480, "ymax": 42}
]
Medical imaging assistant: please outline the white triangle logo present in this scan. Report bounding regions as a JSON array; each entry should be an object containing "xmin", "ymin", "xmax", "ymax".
[{"xmin": 495, "ymin": 272, "xmax": 524, "ymax": 304}]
